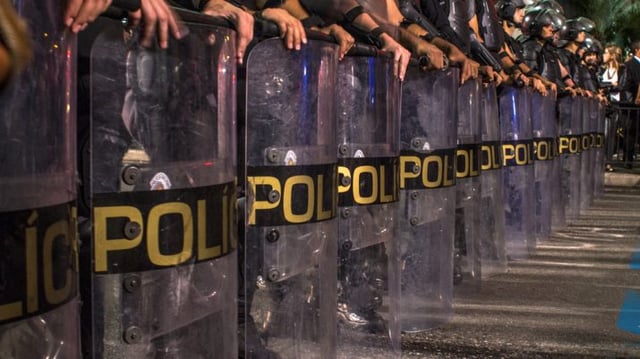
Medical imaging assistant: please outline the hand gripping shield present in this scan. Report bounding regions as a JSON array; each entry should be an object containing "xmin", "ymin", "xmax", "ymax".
[
  {"xmin": 0, "ymin": 0, "xmax": 80, "ymax": 357},
  {"xmin": 454, "ymin": 78, "xmax": 483, "ymax": 292},
  {"xmin": 86, "ymin": 12, "xmax": 238, "ymax": 358},
  {"xmin": 479, "ymin": 83, "xmax": 507, "ymax": 278},
  {"xmin": 531, "ymin": 91, "xmax": 557, "ymax": 243},
  {"xmin": 557, "ymin": 95, "xmax": 582, "ymax": 220},
  {"xmin": 498, "ymin": 86, "xmax": 535, "ymax": 260},
  {"xmin": 335, "ymin": 50, "xmax": 401, "ymax": 358},
  {"xmin": 399, "ymin": 67, "xmax": 458, "ymax": 332},
  {"xmin": 243, "ymin": 37, "xmax": 339, "ymax": 358}
]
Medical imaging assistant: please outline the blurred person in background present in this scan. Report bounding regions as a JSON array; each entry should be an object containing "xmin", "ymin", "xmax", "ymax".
[
  {"xmin": 0, "ymin": 0, "xmax": 31, "ymax": 90},
  {"xmin": 601, "ymin": 44, "xmax": 623, "ymax": 102}
]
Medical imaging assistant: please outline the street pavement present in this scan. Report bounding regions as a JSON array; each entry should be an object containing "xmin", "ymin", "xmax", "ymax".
[{"xmin": 402, "ymin": 163, "xmax": 640, "ymax": 358}]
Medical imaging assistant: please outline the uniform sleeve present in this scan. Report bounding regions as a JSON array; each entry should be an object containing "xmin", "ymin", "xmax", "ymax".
[{"xmin": 521, "ymin": 40, "xmax": 540, "ymax": 73}]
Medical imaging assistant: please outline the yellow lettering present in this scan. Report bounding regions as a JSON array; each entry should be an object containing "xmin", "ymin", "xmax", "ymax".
[
  {"xmin": 247, "ymin": 176, "xmax": 281, "ymax": 225},
  {"xmin": 147, "ymin": 203, "xmax": 193, "ymax": 266},
  {"xmin": 197, "ymin": 199, "xmax": 220, "ymax": 261},
  {"xmin": 25, "ymin": 214, "xmax": 38, "ymax": 313},
  {"xmin": 423, "ymin": 155, "xmax": 443, "ymax": 188},
  {"xmin": 283, "ymin": 175, "xmax": 314, "ymax": 223},
  {"xmin": 338, "ymin": 166, "xmax": 351, "ymax": 194},
  {"xmin": 400, "ymin": 156, "xmax": 420, "ymax": 189},
  {"xmin": 379, "ymin": 164, "xmax": 394, "ymax": 203},
  {"xmin": 353, "ymin": 165, "xmax": 378, "ymax": 205},
  {"xmin": 94, "ymin": 206, "xmax": 143, "ymax": 272},
  {"xmin": 43, "ymin": 221, "xmax": 72, "ymax": 305},
  {"xmin": 456, "ymin": 149, "xmax": 470, "ymax": 178},
  {"xmin": 316, "ymin": 175, "xmax": 332, "ymax": 220}
]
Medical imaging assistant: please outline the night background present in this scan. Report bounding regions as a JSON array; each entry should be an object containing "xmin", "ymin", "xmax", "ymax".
[{"xmin": 557, "ymin": 0, "xmax": 640, "ymax": 49}]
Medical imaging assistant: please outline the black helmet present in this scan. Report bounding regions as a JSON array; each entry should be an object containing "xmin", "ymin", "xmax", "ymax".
[
  {"xmin": 496, "ymin": 0, "xmax": 534, "ymax": 23},
  {"xmin": 522, "ymin": 7, "xmax": 564, "ymax": 37},
  {"xmin": 580, "ymin": 33, "xmax": 602, "ymax": 57},
  {"xmin": 561, "ymin": 17, "xmax": 596, "ymax": 42},
  {"xmin": 531, "ymin": 0, "xmax": 564, "ymax": 14}
]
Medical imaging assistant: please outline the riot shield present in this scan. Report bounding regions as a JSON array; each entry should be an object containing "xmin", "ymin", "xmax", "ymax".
[
  {"xmin": 243, "ymin": 37, "xmax": 338, "ymax": 358},
  {"xmin": 399, "ymin": 67, "xmax": 458, "ymax": 332},
  {"xmin": 531, "ymin": 91, "xmax": 557, "ymax": 243},
  {"xmin": 454, "ymin": 78, "xmax": 482, "ymax": 292},
  {"xmin": 579, "ymin": 97, "xmax": 595, "ymax": 211},
  {"xmin": 550, "ymin": 91, "xmax": 566, "ymax": 232},
  {"xmin": 0, "ymin": 0, "xmax": 80, "ymax": 358},
  {"xmin": 479, "ymin": 83, "xmax": 507, "ymax": 278},
  {"xmin": 498, "ymin": 86, "xmax": 535, "ymax": 260},
  {"xmin": 557, "ymin": 95, "xmax": 582, "ymax": 221},
  {"xmin": 593, "ymin": 102, "xmax": 606, "ymax": 197},
  {"xmin": 335, "ymin": 49, "xmax": 401, "ymax": 358},
  {"xmin": 86, "ymin": 12, "xmax": 237, "ymax": 358}
]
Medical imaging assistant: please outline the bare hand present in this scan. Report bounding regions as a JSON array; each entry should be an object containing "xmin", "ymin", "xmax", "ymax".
[
  {"xmin": 415, "ymin": 40, "xmax": 445, "ymax": 70},
  {"xmin": 129, "ymin": 0, "xmax": 183, "ymax": 49},
  {"xmin": 202, "ymin": 1, "xmax": 254, "ymax": 64},
  {"xmin": 64, "ymin": 0, "xmax": 112, "ymax": 32},
  {"xmin": 532, "ymin": 77, "xmax": 547, "ymax": 96},
  {"xmin": 379, "ymin": 33, "xmax": 410, "ymax": 81},
  {"xmin": 459, "ymin": 58, "xmax": 479, "ymax": 84},
  {"xmin": 320, "ymin": 24, "xmax": 354, "ymax": 61},
  {"xmin": 261, "ymin": 8, "xmax": 306, "ymax": 50}
]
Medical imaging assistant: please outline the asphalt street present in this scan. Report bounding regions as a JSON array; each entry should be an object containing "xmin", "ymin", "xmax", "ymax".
[{"xmin": 403, "ymin": 166, "xmax": 640, "ymax": 358}]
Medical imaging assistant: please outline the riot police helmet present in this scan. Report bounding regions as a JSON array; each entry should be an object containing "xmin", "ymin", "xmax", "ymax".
[
  {"xmin": 496, "ymin": 0, "xmax": 536, "ymax": 23},
  {"xmin": 561, "ymin": 17, "xmax": 596, "ymax": 42},
  {"xmin": 522, "ymin": 7, "xmax": 563, "ymax": 38}
]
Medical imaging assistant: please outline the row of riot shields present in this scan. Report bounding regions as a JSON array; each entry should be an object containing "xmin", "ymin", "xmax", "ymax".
[{"xmin": 1, "ymin": 1, "xmax": 609, "ymax": 357}]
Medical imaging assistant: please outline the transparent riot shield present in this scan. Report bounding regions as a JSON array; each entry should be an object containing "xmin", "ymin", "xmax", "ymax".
[
  {"xmin": 580, "ymin": 97, "xmax": 595, "ymax": 211},
  {"xmin": 479, "ymin": 83, "xmax": 507, "ymax": 278},
  {"xmin": 550, "ymin": 91, "xmax": 566, "ymax": 232},
  {"xmin": 454, "ymin": 78, "xmax": 482, "ymax": 292},
  {"xmin": 243, "ymin": 37, "xmax": 338, "ymax": 358},
  {"xmin": 498, "ymin": 86, "xmax": 535, "ymax": 260},
  {"xmin": 593, "ymin": 102, "xmax": 606, "ymax": 197},
  {"xmin": 0, "ymin": 0, "xmax": 80, "ymax": 358},
  {"xmin": 399, "ymin": 67, "xmax": 458, "ymax": 332},
  {"xmin": 557, "ymin": 95, "xmax": 581, "ymax": 220},
  {"xmin": 86, "ymin": 13, "xmax": 237, "ymax": 358},
  {"xmin": 335, "ymin": 50, "xmax": 401, "ymax": 359},
  {"xmin": 531, "ymin": 91, "xmax": 556, "ymax": 243}
]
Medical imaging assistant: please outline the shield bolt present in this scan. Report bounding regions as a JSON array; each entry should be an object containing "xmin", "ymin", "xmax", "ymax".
[
  {"xmin": 411, "ymin": 165, "xmax": 421, "ymax": 174},
  {"xmin": 409, "ymin": 217, "xmax": 419, "ymax": 226},
  {"xmin": 341, "ymin": 176, "xmax": 352, "ymax": 187},
  {"xmin": 342, "ymin": 240, "xmax": 353, "ymax": 251},
  {"xmin": 122, "ymin": 166, "xmax": 140, "ymax": 185},
  {"xmin": 338, "ymin": 144, "xmax": 349, "ymax": 155},
  {"xmin": 267, "ymin": 268, "xmax": 280, "ymax": 282},
  {"xmin": 411, "ymin": 138, "xmax": 422, "ymax": 149},
  {"xmin": 123, "ymin": 326, "xmax": 142, "ymax": 344},
  {"xmin": 268, "ymin": 190, "xmax": 280, "ymax": 203},
  {"xmin": 266, "ymin": 229, "xmax": 280, "ymax": 243},
  {"xmin": 123, "ymin": 221, "xmax": 141, "ymax": 239},
  {"xmin": 123, "ymin": 275, "xmax": 141, "ymax": 293},
  {"xmin": 267, "ymin": 149, "xmax": 279, "ymax": 163},
  {"xmin": 410, "ymin": 191, "xmax": 419, "ymax": 200},
  {"xmin": 341, "ymin": 208, "xmax": 351, "ymax": 219}
]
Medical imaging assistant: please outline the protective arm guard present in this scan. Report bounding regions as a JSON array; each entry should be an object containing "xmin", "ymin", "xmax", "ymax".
[
  {"xmin": 477, "ymin": 0, "xmax": 504, "ymax": 52},
  {"xmin": 579, "ymin": 65, "xmax": 598, "ymax": 92},
  {"xmin": 470, "ymin": 34, "xmax": 502, "ymax": 71},
  {"xmin": 520, "ymin": 40, "xmax": 541, "ymax": 73}
]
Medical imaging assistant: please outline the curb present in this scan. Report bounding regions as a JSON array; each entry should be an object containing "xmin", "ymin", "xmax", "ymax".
[{"xmin": 604, "ymin": 172, "xmax": 640, "ymax": 187}]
